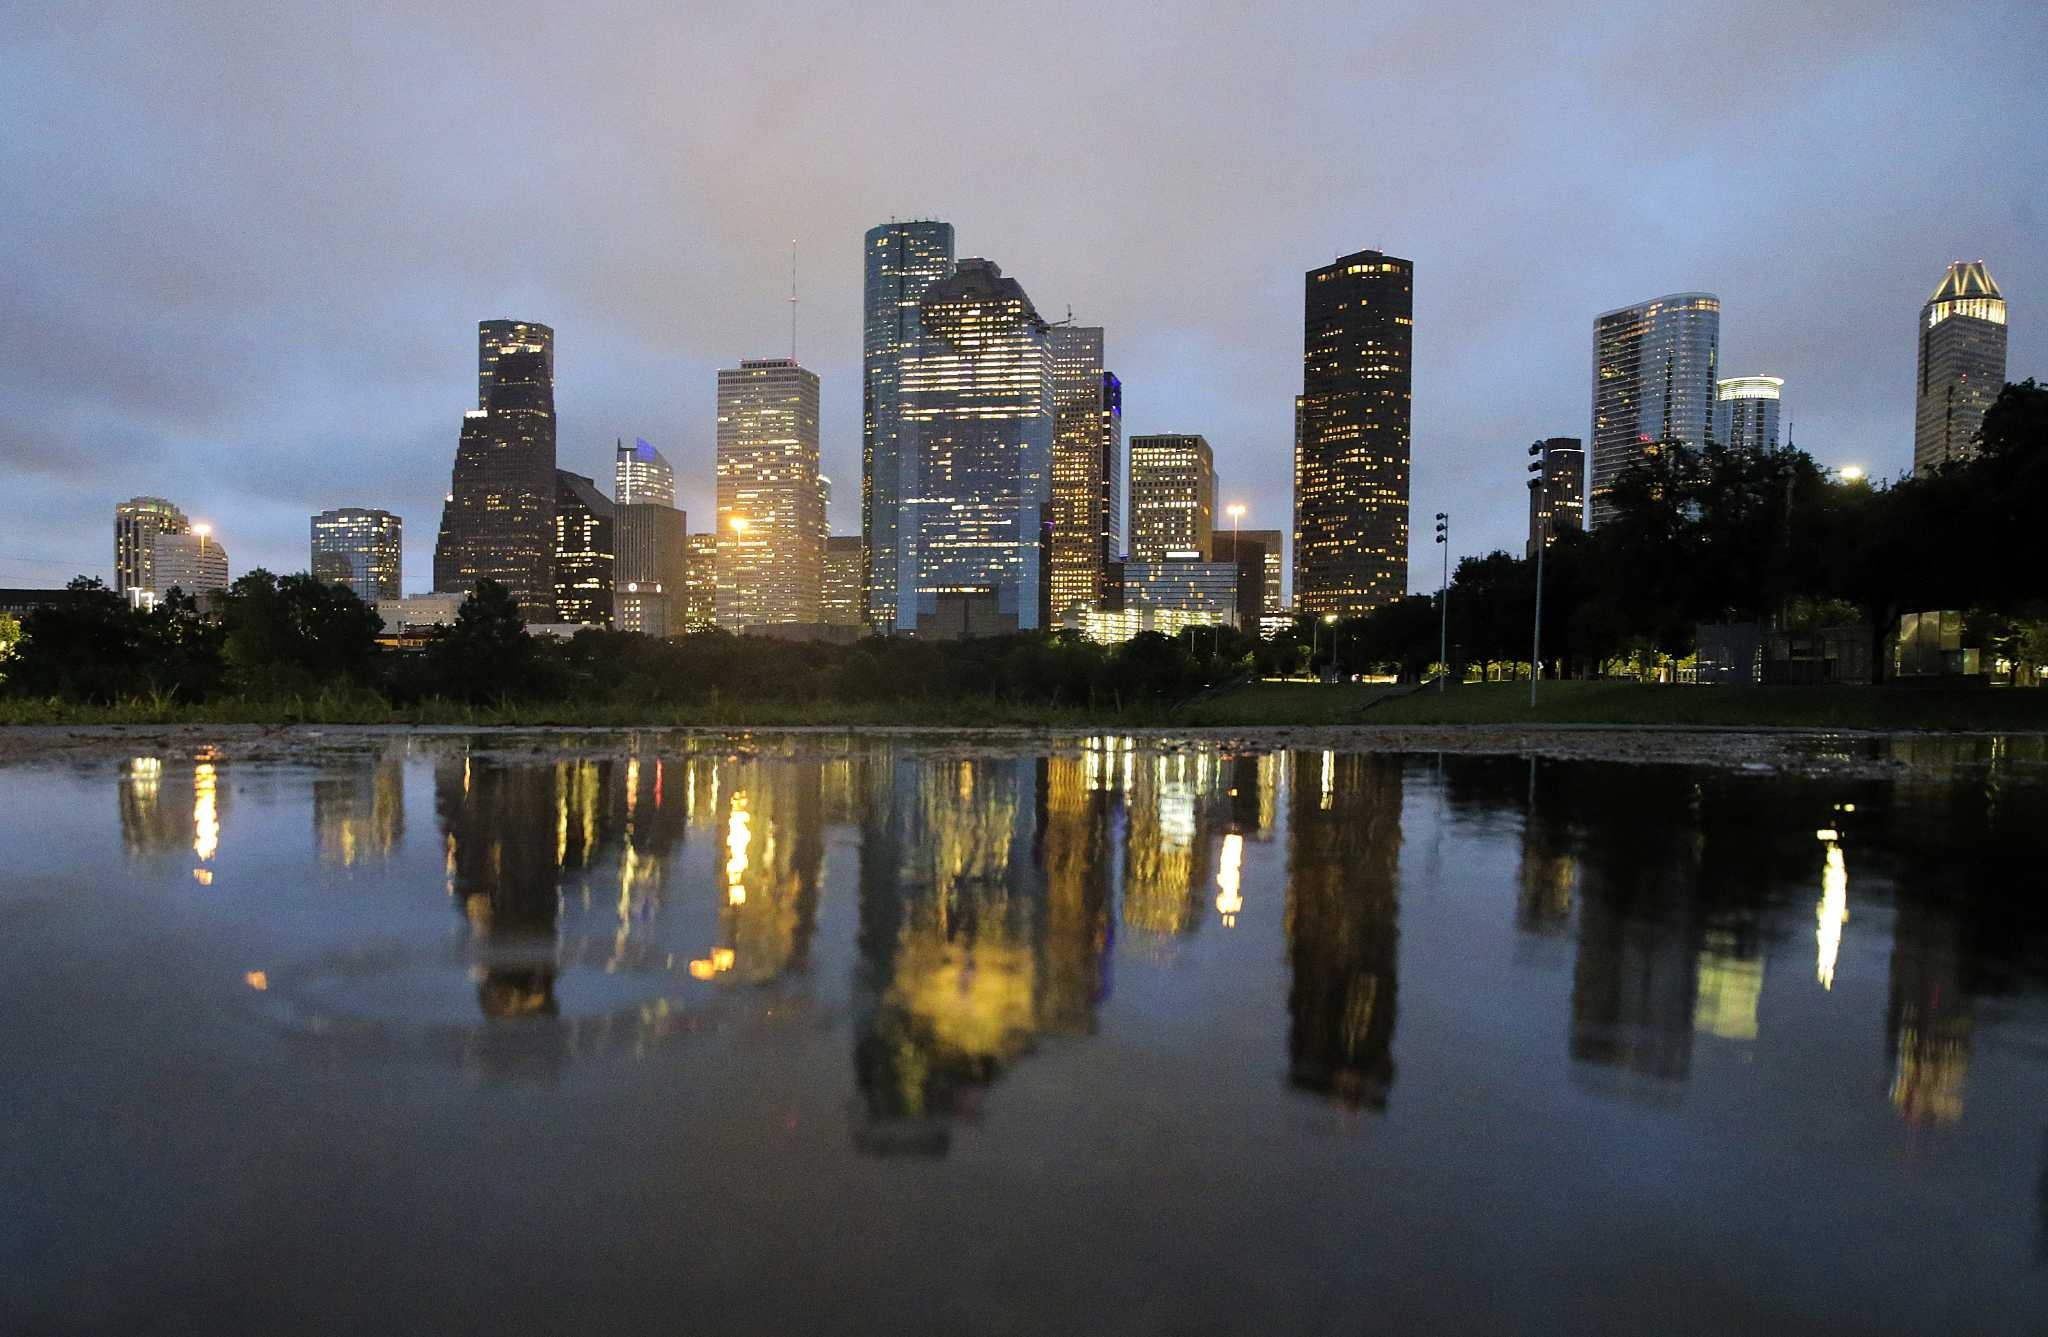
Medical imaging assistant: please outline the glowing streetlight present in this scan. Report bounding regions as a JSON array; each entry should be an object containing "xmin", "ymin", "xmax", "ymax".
[
  {"xmin": 729, "ymin": 516, "xmax": 750, "ymax": 534},
  {"xmin": 1838, "ymin": 465, "xmax": 1867, "ymax": 483},
  {"xmin": 1226, "ymin": 504, "xmax": 1247, "ymax": 636}
]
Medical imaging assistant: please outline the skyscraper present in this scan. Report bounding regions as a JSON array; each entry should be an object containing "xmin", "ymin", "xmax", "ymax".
[
  {"xmin": 1713, "ymin": 377, "xmax": 1783, "ymax": 453},
  {"xmin": 899, "ymin": 258, "xmax": 1056, "ymax": 633},
  {"xmin": 1590, "ymin": 293, "xmax": 1719, "ymax": 528},
  {"xmin": 1048, "ymin": 324, "xmax": 1120, "ymax": 619},
  {"xmin": 310, "ymin": 507, "xmax": 402, "ymax": 602},
  {"xmin": 683, "ymin": 533, "xmax": 716, "ymax": 628},
  {"xmin": 553, "ymin": 470, "xmax": 613, "ymax": 625},
  {"xmin": 114, "ymin": 496, "xmax": 188, "ymax": 600},
  {"xmin": 715, "ymin": 358, "xmax": 823, "ymax": 629},
  {"xmin": 1915, "ymin": 261, "xmax": 2007, "ymax": 471},
  {"xmin": 1129, "ymin": 434, "xmax": 1216, "ymax": 559},
  {"xmin": 435, "ymin": 320, "xmax": 558, "ymax": 621},
  {"xmin": 1526, "ymin": 438, "xmax": 1585, "ymax": 558},
  {"xmin": 1295, "ymin": 249, "xmax": 1413, "ymax": 616},
  {"xmin": 1211, "ymin": 528, "xmax": 1283, "ymax": 624},
  {"xmin": 821, "ymin": 535, "xmax": 866, "ymax": 627},
  {"xmin": 614, "ymin": 437, "xmax": 675, "ymax": 506},
  {"xmin": 614, "ymin": 500, "xmax": 686, "ymax": 635},
  {"xmin": 862, "ymin": 219, "xmax": 956, "ymax": 630}
]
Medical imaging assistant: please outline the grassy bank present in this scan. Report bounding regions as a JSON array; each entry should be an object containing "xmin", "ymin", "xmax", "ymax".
[{"xmin": 4, "ymin": 680, "xmax": 2046, "ymax": 732}]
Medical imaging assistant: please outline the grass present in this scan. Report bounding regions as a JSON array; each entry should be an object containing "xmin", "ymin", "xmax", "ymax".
[{"xmin": 3, "ymin": 680, "xmax": 2046, "ymax": 732}]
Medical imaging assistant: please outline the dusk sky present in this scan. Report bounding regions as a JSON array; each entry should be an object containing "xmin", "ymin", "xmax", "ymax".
[{"xmin": 4, "ymin": 1, "xmax": 2043, "ymax": 595}]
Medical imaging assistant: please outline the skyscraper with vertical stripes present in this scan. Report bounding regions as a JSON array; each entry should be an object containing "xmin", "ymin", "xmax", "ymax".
[{"xmin": 862, "ymin": 220, "xmax": 955, "ymax": 630}]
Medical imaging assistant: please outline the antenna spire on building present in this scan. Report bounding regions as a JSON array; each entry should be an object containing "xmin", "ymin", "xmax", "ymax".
[{"xmin": 789, "ymin": 238, "xmax": 798, "ymax": 360}]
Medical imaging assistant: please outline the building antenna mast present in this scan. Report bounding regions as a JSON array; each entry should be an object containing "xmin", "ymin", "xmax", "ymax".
[{"xmin": 789, "ymin": 238, "xmax": 799, "ymax": 360}]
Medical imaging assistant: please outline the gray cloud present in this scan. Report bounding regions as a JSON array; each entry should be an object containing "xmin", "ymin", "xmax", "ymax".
[{"xmin": 2, "ymin": 0, "xmax": 2042, "ymax": 589}]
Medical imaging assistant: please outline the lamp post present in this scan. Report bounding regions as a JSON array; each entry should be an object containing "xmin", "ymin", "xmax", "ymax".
[
  {"xmin": 1322, "ymin": 613, "xmax": 1338, "ymax": 682},
  {"xmin": 1434, "ymin": 512, "xmax": 1449, "ymax": 692},
  {"xmin": 1527, "ymin": 444, "xmax": 1547, "ymax": 708},
  {"xmin": 1226, "ymin": 502, "xmax": 1246, "ymax": 635}
]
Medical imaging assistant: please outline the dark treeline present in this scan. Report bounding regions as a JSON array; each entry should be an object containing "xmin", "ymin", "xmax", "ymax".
[
  {"xmin": 1311, "ymin": 380, "xmax": 2048, "ymax": 682},
  {"xmin": 5, "ymin": 381, "xmax": 2042, "ymax": 709}
]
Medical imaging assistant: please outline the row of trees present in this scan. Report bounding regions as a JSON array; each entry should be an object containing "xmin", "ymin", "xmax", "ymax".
[{"xmin": 1302, "ymin": 380, "xmax": 2048, "ymax": 683}]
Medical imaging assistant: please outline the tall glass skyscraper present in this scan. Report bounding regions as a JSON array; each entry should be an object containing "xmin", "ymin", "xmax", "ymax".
[
  {"xmin": 311, "ymin": 507, "xmax": 402, "ymax": 602},
  {"xmin": 614, "ymin": 437, "xmax": 675, "ymax": 506},
  {"xmin": 434, "ymin": 320, "xmax": 558, "ymax": 621},
  {"xmin": 1129, "ymin": 434, "xmax": 1215, "ymax": 559},
  {"xmin": 1914, "ymin": 261, "xmax": 2007, "ymax": 471},
  {"xmin": 1047, "ymin": 324, "xmax": 1120, "ymax": 620},
  {"xmin": 1295, "ymin": 249, "xmax": 1412, "ymax": 616},
  {"xmin": 1713, "ymin": 376, "xmax": 1783, "ymax": 453},
  {"xmin": 862, "ymin": 220, "xmax": 955, "ymax": 630},
  {"xmin": 1590, "ymin": 293, "xmax": 1718, "ymax": 529},
  {"xmin": 715, "ymin": 358, "xmax": 823, "ymax": 629},
  {"xmin": 899, "ymin": 258, "xmax": 1055, "ymax": 633}
]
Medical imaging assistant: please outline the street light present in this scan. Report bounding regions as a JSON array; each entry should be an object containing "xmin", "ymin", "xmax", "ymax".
[
  {"xmin": 1837, "ymin": 465, "xmax": 1867, "ymax": 482},
  {"xmin": 1528, "ymin": 444, "xmax": 1547, "ymax": 709},
  {"xmin": 1322, "ymin": 612, "xmax": 1338, "ymax": 682},
  {"xmin": 1433, "ymin": 513, "xmax": 1449, "ymax": 692},
  {"xmin": 1226, "ymin": 503, "xmax": 1247, "ymax": 640}
]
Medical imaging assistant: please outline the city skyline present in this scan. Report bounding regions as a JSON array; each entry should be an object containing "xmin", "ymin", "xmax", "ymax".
[{"xmin": 4, "ymin": 4, "xmax": 2043, "ymax": 594}]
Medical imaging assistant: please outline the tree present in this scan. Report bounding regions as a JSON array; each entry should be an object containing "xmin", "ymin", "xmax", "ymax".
[
  {"xmin": 1, "ymin": 578, "xmax": 223, "ymax": 702},
  {"xmin": 219, "ymin": 570, "xmax": 383, "ymax": 693},
  {"xmin": 0, "ymin": 613, "xmax": 19, "ymax": 683},
  {"xmin": 423, "ymin": 580, "xmax": 543, "ymax": 701}
]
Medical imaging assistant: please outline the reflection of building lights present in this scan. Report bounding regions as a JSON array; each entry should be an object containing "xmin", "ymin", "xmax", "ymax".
[
  {"xmin": 1319, "ymin": 750, "xmax": 1335, "ymax": 811},
  {"xmin": 1215, "ymin": 832, "xmax": 1244, "ymax": 927},
  {"xmin": 193, "ymin": 762, "xmax": 219, "ymax": 862},
  {"xmin": 725, "ymin": 791, "xmax": 751, "ymax": 905},
  {"xmin": 192, "ymin": 868, "xmax": 213, "ymax": 886},
  {"xmin": 688, "ymin": 946, "xmax": 738, "ymax": 981},
  {"xmin": 1816, "ymin": 828, "xmax": 1848, "ymax": 990},
  {"xmin": 244, "ymin": 970, "xmax": 268, "ymax": 990}
]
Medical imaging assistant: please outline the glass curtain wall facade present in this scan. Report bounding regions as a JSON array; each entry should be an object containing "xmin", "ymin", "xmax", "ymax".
[
  {"xmin": 1590, "ymin": 293, "xmax": 1718, "ymax": 529},
  {"xmin": 614, "ymin": 437, "xmax": 675, "ymax": 506},
  {"xmin": 1713, "ymin": 377, "xmax": 1783, "ymax": 453},
  {"xmin": 1914, "ymin": 261, "xmax": 2007, "ymax": 471},
  {"xmin": 435, "ymin": 321, "xmax": 558, "ymax": 621},
  {"xmin": 1295, "ymin": 250, "xmax": 1413, "ymax": 616},
  {"xmin": 715, "ymin": 358, "xmax": 823, "ymax": 630},
  {"xmin": 150, "ymin": 531, "xmax": 230, "ymax": 598},
  {"xmin": 1526, "ymin": 438, "xmax": 1585, "ymax": 558},
  {"xmin": 683, "ymin": 533, "xmax": 716, "ymax": 628},
  {"xmin": 898, "ymin": 259, "xmax": 1056, "ymax": 633},
  {"xmin": 1048, "ymin": 325, "xmax": 1117, "ymax": 621},
  {"xmin": 553, "ymin": 470, "xmax": 614, "ymax": 625},
  {"xmin": 862, "ymin": 220, "xmax": 955, "ymax": 630},
  {"xmin": 1129, "ymin": 434, "xmax": 1215, "ymax": 559},
  {"xmin": 311, "ymin": 507, "xmax": 403, "ymax": 602},
  {"xmin": 821, "ymin": 535, "xmax": 866, "ymax": 626},
  {"xmin": 115, "ymin": 496, "xmax": 189, "ymax": 600}
]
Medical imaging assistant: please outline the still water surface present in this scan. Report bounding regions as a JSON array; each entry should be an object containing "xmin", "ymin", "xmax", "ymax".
[{"xmin": 4, "ymin": 733, "xmax": 2046, "ymax": 1333}]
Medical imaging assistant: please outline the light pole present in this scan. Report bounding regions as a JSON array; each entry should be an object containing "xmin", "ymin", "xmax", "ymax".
[
  {"xmin": 1226, "ymin": 502, "xmax": 1246, "ymax": 636},
  {"xmin": 1327, "ymin": 613, "xmax": 1342, "ymax": 681},
  {"xmin": 1527, "ymin": 443, "xmax": 1547, "ymax": 708},
  {"xmin": 1434, "ymin": 512, "xmax": 1449, "ymax": 692}
]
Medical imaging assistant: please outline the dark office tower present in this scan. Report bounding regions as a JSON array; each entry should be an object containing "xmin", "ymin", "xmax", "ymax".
[
  {"xmin": 1914, "ymin": 261, "xmax": 2007, "ymax": 471},
  {"xmin": 862, "ymin": 219, "xmax": 956, "ymax": 630},
  {"xmin": 1048, "ymin": 324, "xmax": 1116, "ymax": 620},
  {"xmin": 552, "ymin": 470, "xmax": 613, "ymax": 625},
  {"xmin": 614, "ymin": 501, "xmax": 686, "ymax": 635},
  {"xmin": 1286, "ymin": 750, "xmax": 1402, "ymax": 1109},
  {"xmin": 1100, "ymin": 372, "xmax": 1123, "ymax": 563},
  {"xmin": 1590, "ymin": 293, "xmax": 1719, "ymax": 528},
  {"xmin": 1211, "ymin": 528, "xmax": 1282, "ymax": 625},
  {"xmin": 1295, "ymin": 250, "xmax": 1413, "ymax": 617},
  {"xmin": 478, "ymin": 320, "xmax": 554, "ymax": 409},
  {"xmin": 899, "ymin": 258, "xmax": 1055, "ymax": 633},
  {"xmin": 434, "ymin": 324, "xmax": 558, "ymax": 621},
  {"xmin": 1525, "ymin": 438, "xmax": 1585, "ymax": 558}
]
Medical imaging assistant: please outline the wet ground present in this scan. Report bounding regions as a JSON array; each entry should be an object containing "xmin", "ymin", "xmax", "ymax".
[{"xmin": 4, "ymin": 730, "xmax": 2046, "ymax": 1333}]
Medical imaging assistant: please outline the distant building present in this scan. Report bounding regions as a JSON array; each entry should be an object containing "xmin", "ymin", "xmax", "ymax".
[
  {"xmin": 1915, "ymin": 261, "xmax": 2007, "ymax": 471},
  {"xmin": 1713, "ymin": 377, "xmax": 1783, "ymax": 453},
  {"xmin": 716, "ymin": 358, "xmax": 824, "ymax": 630},
  {"xmin": 1211, "ymin": 528, "xmax": 1282, "ymax": 627},
  {"xmin": 553, "ymin": 470, "xmax": 614, "ymax": 626},
  {"xmin": 863, "ymin": 219, "xmax": 957, "ymax": 630},
  {"xmin": 1526, "ymin": 438, "xmax": 1585, "ymax": 558},
  {"xmin": 1048, "ymin": 324, "xmax": 1120, "ymax": 620},
  {"xmin": 435, "ymin": 320, "xmax": 557, "ymax": 620},
  {"xmin": 614, "ymin": 501, "xmax": 686, "ymax": 635},
  {"xmin": 310, "ymin": 507, "xmax": 402, "ymax": 603},
  {"xmin": 114, "ymin": 497, "xmax": 189, "ymax": 601},
  {"xmin": 821, "ymin": 535, "xmax": 866, "ymax": 626},
  {"xmin": 1296, "ymin": 249, "xmax": 1413, "ymax": 615},
  {"xmin": 375, "ymin": 592, "xmax": 462, "ymax": 634},
  {"xmin": 1121, "ymin": 555, "xmax": 1242, "ymax": 626},
  {"xmin": 683, "ymin": 532, "xmax": 717, "ymax": 628},
  {"xmin": 1129, "ymin": 434, "xmax": 1215, "ymax": 563},
  {"xmin": 1590, "ymin": 293, "xmax": 1719, "ymax": 528},
  {"xmin": 915, "ymin": 588, "xmax": 1016, "ymax": 640},
  {"xmin": 150, "ymin": 529, "xmax": 229, "ymax": 599},
  {"xmin": 614, "ymin": 437, "xmax": 675, "ymax": 506},
  {"xmin": 899, "ymin": 258, "xmax": 1055, "ymax": 632}
]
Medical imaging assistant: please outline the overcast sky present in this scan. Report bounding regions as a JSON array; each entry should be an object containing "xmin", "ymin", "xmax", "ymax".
[{"xmin": 4, "ymin": 1, "xmax": 2042, "ymax": 595}]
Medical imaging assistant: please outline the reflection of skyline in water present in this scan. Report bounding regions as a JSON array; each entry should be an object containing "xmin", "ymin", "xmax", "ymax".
[{"xmin": 101, "ymin": 735, "xmax": 2048, "ymax": 1141}]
